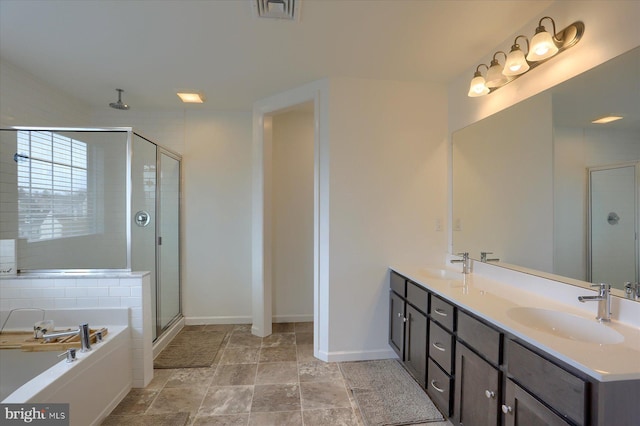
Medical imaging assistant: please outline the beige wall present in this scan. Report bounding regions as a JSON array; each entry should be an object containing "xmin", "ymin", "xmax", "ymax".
[{"xmin": 270, "ymin": 107, "xmax": 315, "ymax": 322}]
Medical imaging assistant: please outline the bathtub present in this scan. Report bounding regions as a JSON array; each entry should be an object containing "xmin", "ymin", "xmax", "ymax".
[{"xmin": 0, "ymin": 309, "xmax": 132, "ymax": 426}]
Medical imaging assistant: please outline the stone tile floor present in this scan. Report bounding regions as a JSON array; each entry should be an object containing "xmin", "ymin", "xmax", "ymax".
[{"xmin": 102, "ymin": 322, "xmax": 453, "ymax": 426}]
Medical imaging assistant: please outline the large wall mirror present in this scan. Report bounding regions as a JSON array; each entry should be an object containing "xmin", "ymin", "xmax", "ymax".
[{"xmin": 453, "ymin": 46, "xmax": 639, "ymax": 300}]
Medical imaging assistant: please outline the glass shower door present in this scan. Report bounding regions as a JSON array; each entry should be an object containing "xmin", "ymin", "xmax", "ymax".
[{"xmin": 157, "ymin": 150, "xmax": 181, "ymax": 333}]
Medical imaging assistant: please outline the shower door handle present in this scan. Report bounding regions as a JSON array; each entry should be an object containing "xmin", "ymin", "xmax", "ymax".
[
  {"xmin": 158, "ymin": 237, "xmax": 162, "ymax": 245},
  {"xmin": 135, "ymin": 211, "xmax": 150, "ymax": 227}
]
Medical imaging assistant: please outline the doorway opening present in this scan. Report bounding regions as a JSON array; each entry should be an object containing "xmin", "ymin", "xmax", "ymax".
[{"xmin": 251, "ymin": 80, "xmax": 330, "ymax": 361}]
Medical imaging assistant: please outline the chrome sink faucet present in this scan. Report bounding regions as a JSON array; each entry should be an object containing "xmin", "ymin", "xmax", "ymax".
[
  {"xmin": 451, "ymin": 252, "xmax": 471, "ymax": 274},
  {"xmin": 480, "ymin": 251, "xmax": 500, "ymax": 263},
  {"xmin": 578, "ymin": 283, "xmax": 612, "ymax": 322},
  {"xmin": 42, "ymin": 323, "xmax": 92, "ymax": 352}
]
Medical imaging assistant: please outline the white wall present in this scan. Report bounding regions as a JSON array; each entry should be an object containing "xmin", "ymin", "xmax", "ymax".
[
  {"xmin": 448, "ymin": 1, "xmax": 640, "ymax": 134},
  {"xmin": 181, "ymin": 110, "xmax": 253, "ymax": 323},
  {"xmin": 327, "ymin": 77, "xmax": 448, "ymax": 359},
  {"xmin": 0, "ymin": 59, "xmax": 91, "ymax": 127},
  {"xmin": 271, "ymin": 107, "xmax": 314, "ymax": 322}
]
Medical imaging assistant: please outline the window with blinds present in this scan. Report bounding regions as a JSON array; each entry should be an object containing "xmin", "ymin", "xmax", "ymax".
[{"xmin": 17, "ymin": 131, "xmax": 94, "ymax": 241}]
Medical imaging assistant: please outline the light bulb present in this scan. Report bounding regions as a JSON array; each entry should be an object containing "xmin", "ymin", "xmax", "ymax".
[
  {"xmin": 468, "ymin": 74, "xmax": 489, "ymax": 97},
  {"xmin": 503, "ymin": 47, "xmax": 530, "ymax": 76},
  {"xmin": 527, "ymin": 29, "xmax": 558, "ymax": 61}
]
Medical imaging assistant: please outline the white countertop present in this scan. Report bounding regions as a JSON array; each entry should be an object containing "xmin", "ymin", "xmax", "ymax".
[{"xmin": 390, "ymin": 263, "xmax": 640, "ymax": 382}]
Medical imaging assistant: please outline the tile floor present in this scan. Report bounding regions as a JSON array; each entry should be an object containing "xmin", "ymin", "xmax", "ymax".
[{"xmin": 101, "ymin": 323, "xmax": 453, "ymax": 426}]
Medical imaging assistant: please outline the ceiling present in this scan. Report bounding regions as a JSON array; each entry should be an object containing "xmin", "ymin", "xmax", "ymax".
[{"xmin": 0, "ymin": 0, "xmax": 552, "ymax": 111}]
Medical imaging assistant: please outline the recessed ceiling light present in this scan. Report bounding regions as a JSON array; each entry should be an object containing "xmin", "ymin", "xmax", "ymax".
[
  {"xmin": 177, "ymin": 92, "xmax": 206, "ymax": 103},
  {"xmin": 591, "ymin": 115, "xmax": 623, "ymax": 124}
]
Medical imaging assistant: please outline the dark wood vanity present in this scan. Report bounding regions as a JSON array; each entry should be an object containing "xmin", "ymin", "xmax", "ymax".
[{"xmin": 389, "ymin": 270, "xmax": 639, "ymax": 426}]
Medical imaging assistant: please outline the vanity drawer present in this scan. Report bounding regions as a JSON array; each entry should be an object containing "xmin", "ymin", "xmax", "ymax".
[
  {"xmin": 407, "ymin": 281, "xmax": 428, "ymax": 314},
  {"xmin": 506, "ymin": 339, "xmax": 587, "ymax": 426},
  {"xmin": 427, "ymin": 358, "xmax": 452, "ymax": 417},
  {"xmin": 429, "ymin": 321, "xmax": 454, "ymax": 374},
  {"xmin": 430, "ymin": 295, "xmax": 455, "ymax": 331},
  {"xmin": 457, "ymin": 310, "xmax": 502, "ymax": 366},
  {"xmin": 390, "ymin": 271, "xmax": 406, "ymax": 297}
]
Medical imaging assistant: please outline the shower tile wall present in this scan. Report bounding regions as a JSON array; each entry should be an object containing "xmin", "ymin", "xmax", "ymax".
[{"xmin": 0, "ymin": 274, "xmax": 153, "ymax": 387}]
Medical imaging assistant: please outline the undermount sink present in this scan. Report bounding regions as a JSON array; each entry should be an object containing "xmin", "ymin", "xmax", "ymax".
[
  {"xmin": 507, "ymin": 307, "xmax": 624, "ymax": 345},
  {"xmin": 419, "ymin": 268, "xmax": 463, "ymax": 281}
]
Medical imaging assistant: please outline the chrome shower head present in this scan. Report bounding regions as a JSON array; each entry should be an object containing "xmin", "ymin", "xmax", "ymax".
[{"xmin": 109, "ymin": 88, "xmax": 130, "ymax": 110}]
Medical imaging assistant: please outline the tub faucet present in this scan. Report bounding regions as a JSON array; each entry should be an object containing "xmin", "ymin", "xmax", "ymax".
[
  {"xmin": 578, "ymin": 283, "xmax": 611, "ymax": 322},
  {"xmin": 43, "ymin": 323, "xmax": 92, "ymax": 352},
  {"xmin": 451, "ymin": 252, "xmax": 471, "ymax": 274}
]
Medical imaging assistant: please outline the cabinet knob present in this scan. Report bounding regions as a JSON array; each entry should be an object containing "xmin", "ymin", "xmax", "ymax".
[
  {"xmin": 397, "ymin": 312, "xmax": 402, "ymax": 318},
  {"xmin": 485, "ymin": 390, "xmax": 495, "ymax": 399},
  {"xmin": 501, "ymin": 404, "xmax": 512, "ymax": 414},
  {"xmin": 403, "ymin": 317, "xmax": 408, "ymax": 323}
]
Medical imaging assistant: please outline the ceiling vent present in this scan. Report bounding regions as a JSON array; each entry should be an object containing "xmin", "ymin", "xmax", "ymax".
[{"xmin": 252, "ymin": 0, "xmax": 300, "ymax": 21}]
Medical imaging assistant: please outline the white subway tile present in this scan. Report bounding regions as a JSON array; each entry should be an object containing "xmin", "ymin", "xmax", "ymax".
[
  {"xmin": 98, "ymin": 297, "xmax": 121, "ymax": 307},
  {"xmin": 99, "ymin": 278, "xmax": 120, "ymax": 287},
  {"xmin": 30, "ymin": 298, "xmax": 56, "ymax": 309},
  {"xmin": 54, "ymin": 278, "xmax": 77, "ymax": 288},
  {"xmin": 120, "ymin": 297, "xmax": 141, "ymax": 308},
  {"xmin": 0, "ymin": 287, "xmax": 21, "ymax": 298},
  {"xmin": 41, "ymin": 288, "xmax": 66, "ymax": 298},
  {"xmin": 54, "ymin": 298, "xmax": 78, "ymax": 309},
  {"xmin": 76, "ymin": 297, "xmax": 100, "ymax": 307},
  {"xmin": 86, "ymin": 287, "xmax": 109, "ymax": 297},
  {"xmin": 76, "ymin": 278, "xmax": 98, "ymax": 287},
  {"xmin": 65, "ymin": 287, "xmax": 88, "ymax": 298},
  {"xmin": 9, "ymin": 299, "xmax": 33, "ymax": 309},
  {"xmin": 20, "ymin": 288, "xmax": 43, "ymax": 298},
  {"xmin": 129, "ymin": 286, "xmax": 142, "ymax": 297},
  {"xmin": 109, "ymin": 287, "xmax": 131, "ymax": 297}
]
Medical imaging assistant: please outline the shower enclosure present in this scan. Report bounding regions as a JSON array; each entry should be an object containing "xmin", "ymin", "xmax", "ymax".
[{"xmin": 0, "ymin": 127, "xmax": 181, "ymax": 340}]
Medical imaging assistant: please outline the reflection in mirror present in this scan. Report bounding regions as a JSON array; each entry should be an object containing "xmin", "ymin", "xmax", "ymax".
[{"xmin": 453, "ymin": 46, "xmax": 640, "ymax": 298}]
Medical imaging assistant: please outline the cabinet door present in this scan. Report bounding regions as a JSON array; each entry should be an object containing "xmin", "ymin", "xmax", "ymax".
[
  {"xmin": 454, "ymin": 343, "xmax": 500, "ymax": 426},
  {"xmin": 404, "ymin": 304, "xmax": 427, "ymax": 387},
  {"xmin": 389, "ymin": 291, "xmax": 405, "ymax": 359},
  {"xmin": 502, "ymin": 379, "xmax": 570, "ymax": 426}
]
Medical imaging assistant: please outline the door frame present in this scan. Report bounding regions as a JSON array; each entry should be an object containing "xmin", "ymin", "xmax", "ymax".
[
  {"xmin": 251, "ymin": 79, "xmax": 330, "ymax": 361},
  {"xmin": 587, "ymin": 161, "xmax": 639, "ymax": 283}
]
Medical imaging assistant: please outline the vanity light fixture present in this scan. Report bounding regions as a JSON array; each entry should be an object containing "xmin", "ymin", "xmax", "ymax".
[
  {"xmin": 468, "ymin": 16, "xmax": 584, "ymax": 97},
  {"xmin": 503, "ymin": 35, "xmax": 530, "ymax": 77},
  {"xmin": 592, "ymin": 115, "xmax": 624, "ymax": 124},
  {"xmin": 177, "ymin": 92, "xmax": 206, "ymax": 103},
  {"xmin": 485, "ymin": 51, "xmax": 511, "ymax": 88},
  {"xmin": 468, "ymin": 64, "xmax": 490, "ymax": 97}
]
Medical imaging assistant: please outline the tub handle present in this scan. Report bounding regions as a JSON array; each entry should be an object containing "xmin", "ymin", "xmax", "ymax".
[{"xmin": 58, "ymin": 348, "xmax": 77, "ymax": 363}]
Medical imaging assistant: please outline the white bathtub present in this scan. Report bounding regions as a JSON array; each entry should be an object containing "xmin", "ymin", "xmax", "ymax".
[{"xmin": 0, "ymin": 309, "xmax": 132, "ymax": 426}]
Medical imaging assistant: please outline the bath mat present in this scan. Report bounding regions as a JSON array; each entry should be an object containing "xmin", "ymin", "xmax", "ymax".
[
  {"xmin": 339, "ymin": 359, "xmax": 445, "ymax": 426},
  {"xmin": 154, "ymin": 330, "xmax": 225, "ymax": 369}
]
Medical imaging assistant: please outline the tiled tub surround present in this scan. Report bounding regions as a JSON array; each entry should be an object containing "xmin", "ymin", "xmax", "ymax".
[
  {"xmin": 0, "ymin": 272, "xmax": 154, "ymax": 387},
  {"xmin": 391, "ymin": 257, "xmax": 640, "ymax": 382}
]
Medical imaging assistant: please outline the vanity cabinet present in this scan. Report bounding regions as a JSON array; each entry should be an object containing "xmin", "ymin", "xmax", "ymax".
[
  {"xmin": 389, "ymin": 269, "xmax": 639, "ymax": 426},
  {"xmin": 389, "ymin": 271, "xmax": 428, "ymax": 386},
  {"xmin": 502, "ymin": 379, "xmax": 570, "ymax": 426},
  {"xmin": 505, "ymin": 339, "xmax": 587, "ymax": 426},
  {"xmin": 454, "ymin": 343, "xmax": 500, "ymax": 425},
  {"xmin": 454, "ymin": 310, "xmax": 502, "ymax": 425}
]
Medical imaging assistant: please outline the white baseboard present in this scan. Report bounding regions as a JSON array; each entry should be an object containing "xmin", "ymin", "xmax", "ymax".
[
  {"xmin": 272, "ymin": 314, "xmax": 313, "ymax": 323},
  {"xmin": 184, "ymin": 315, "xmax": 252, "ymax": 325},
  {"xmin": 152, "ymin": 317, "xmax": 184, "ymax": 359},
  {"xmin": 322, "ymin": 348, "xmax": 397, "ymax": 363}
]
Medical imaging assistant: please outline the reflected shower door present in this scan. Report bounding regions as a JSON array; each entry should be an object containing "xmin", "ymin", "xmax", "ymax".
[
  {"xmin": 589, "ymin": 164, "xmax": 638, "ymax": 288},
  {"xmin": 157, "ymin": 150, "xmax": 181, "ymax": 333}
]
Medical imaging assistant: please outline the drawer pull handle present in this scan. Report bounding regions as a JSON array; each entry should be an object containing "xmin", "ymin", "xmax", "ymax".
[
  {"xmin": 432, "ymin": 342, "xmax": 446, "ymax": 352},
  {"xmin": 434, "ymin": 308, "xmax": 448, "ymax": 317},
  {"xmin": 485, "ymin": 390, "xmax": 495, "ymax": 399},
  {"xmin": 501, "ymin": 404, "xmax": 512, "ymax": 414},
  {"xmin": 430, "ymin": 380, "xmax": 445, "ymax": 393}
]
